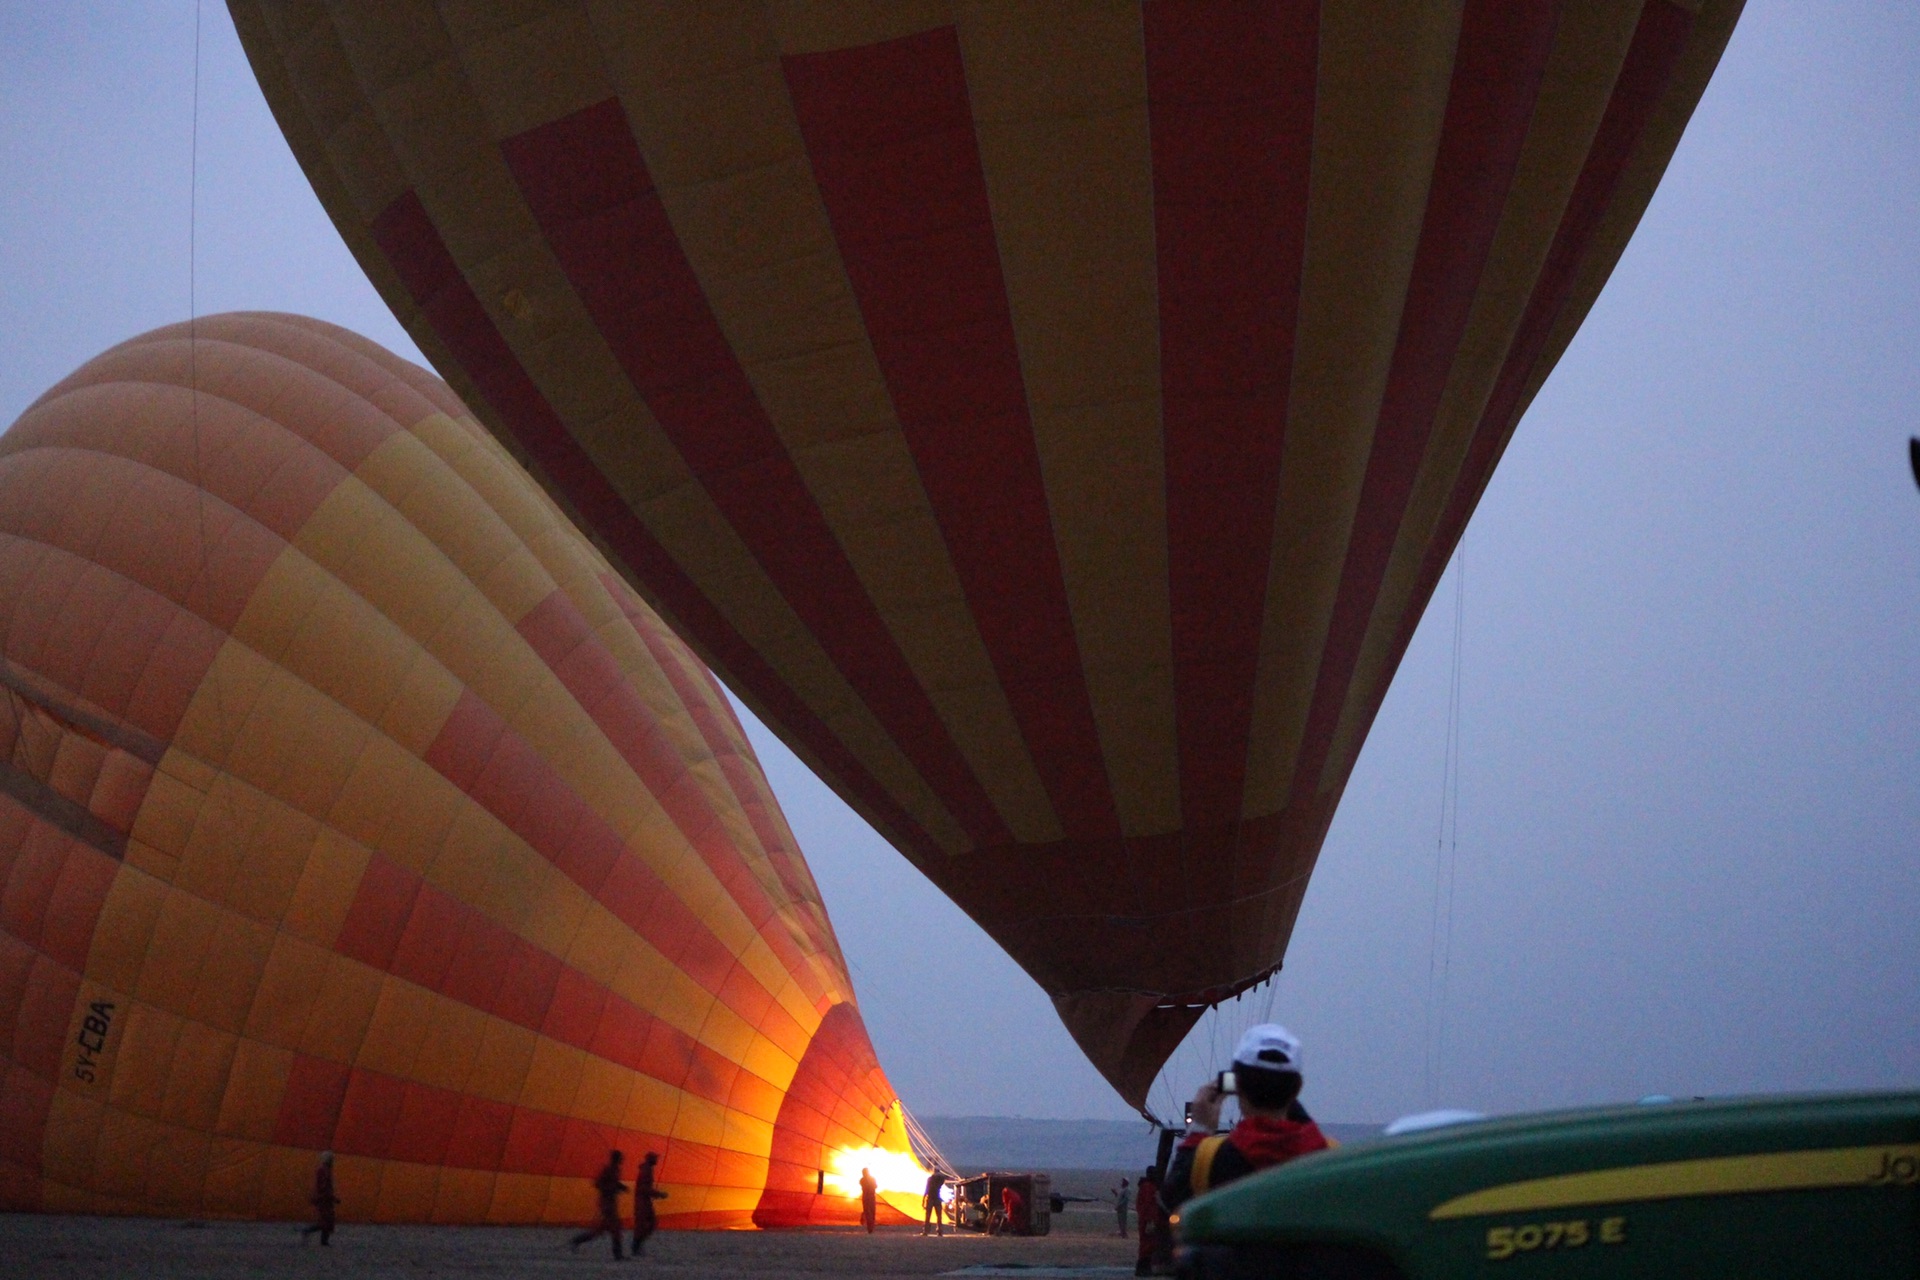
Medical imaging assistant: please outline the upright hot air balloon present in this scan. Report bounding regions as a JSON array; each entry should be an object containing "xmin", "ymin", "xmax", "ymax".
[
  {"xmin": 230, "ymin": 1, "xmax": 1742, "ymax": 1105},
  {"xmin": 0, "ymin": 313, "xmax": 920, "ymax": 1226}
]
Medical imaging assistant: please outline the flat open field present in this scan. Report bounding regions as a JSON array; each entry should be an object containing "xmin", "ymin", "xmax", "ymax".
[{"xmin": 0, "ymin": 1208, "xmax": 1137, "ymax": 1279}]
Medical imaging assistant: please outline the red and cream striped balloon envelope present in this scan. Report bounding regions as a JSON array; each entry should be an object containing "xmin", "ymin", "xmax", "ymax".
[
  {"xmin": 0, "ymin": 314, "xmax": 919, "ymax": 1226},
  {"xmin": 231, "ymin": 1, "xmax": 1742, "ymax": 1105}
]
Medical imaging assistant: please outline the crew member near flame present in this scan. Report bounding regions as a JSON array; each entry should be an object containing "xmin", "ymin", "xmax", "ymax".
[
  {"xmin": 1160, "ymin": 1024, "xmax": 1329, "ymax": 1210},
  {"xmin": 860, "ymin": 1167, "xmax": 879, "ymax": 1234}
]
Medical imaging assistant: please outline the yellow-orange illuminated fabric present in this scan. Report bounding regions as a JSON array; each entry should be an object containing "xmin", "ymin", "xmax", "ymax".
[{"xmin": 0, "ymin": 313, "xmax": 913, "ymax": 1226}]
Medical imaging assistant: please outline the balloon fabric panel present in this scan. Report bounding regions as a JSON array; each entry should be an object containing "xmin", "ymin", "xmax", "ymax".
[
  {"xmin": 229, "ymin": 0, "xmax": 1744, "ymax": 1105},
  {"xmin": 0, "ymin": 314, "xmax": 913, "ymax": 1224}
]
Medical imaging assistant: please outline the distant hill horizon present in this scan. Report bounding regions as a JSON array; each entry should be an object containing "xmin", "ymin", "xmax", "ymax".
[{"xmin": 916, "ymin": 1114, "xmax": 1384, "ymax": 1175}]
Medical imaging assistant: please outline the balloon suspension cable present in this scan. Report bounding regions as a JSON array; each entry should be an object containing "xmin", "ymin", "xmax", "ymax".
[
  {"xmin": 185, "ymin": 0, "xmax": 243, "ymax": 845},
  {"xmin": 895, "ymin": 1099, "xmax": 960, "ymax": 1180},
  {"xmin": 188, "ymin": 0, "xmax": 201, "ymax": 499},
  {"xmin": 1424, "ymin": 537, "xmax": 1466, "ymax": 1108}
]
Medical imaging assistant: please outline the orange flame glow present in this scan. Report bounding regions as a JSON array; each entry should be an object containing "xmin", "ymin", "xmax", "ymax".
[{"xmin": 823, "ymin": 1145, "xmax": 930, "ymax": 1199}]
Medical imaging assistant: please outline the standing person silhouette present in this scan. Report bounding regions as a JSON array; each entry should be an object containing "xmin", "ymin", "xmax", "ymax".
[
  {"xmin": 1135, "ymin": 1166, "xmax": 1171, "ymax": 1276},
  {"xmin": 631, "ymin": 1152, "xmax": 668, "ymax": 1257},
  {"xmin": 570, "ymin": 1150, "xmax": 627, "ymax": 1259},
  {"xmin": 860, "ymin": 1167, "xmax": 879, "ymax": 1233},
  {"xmin": 921, "ymin": 1169, "xmax": 948, "ymax": 1235},
  {"xmin": 299, "ymin": 1151, "xmax": 337, "ymax": 1246},
  {"xmin": 1113, "ymin": 1177, "xmax": 1130, "ymax": 1236}
]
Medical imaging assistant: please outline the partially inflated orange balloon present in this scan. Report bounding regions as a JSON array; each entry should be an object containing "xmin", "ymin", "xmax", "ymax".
[{"xmin": 0, "ymin": 314, "xmax": 913, "ymax": 1226}]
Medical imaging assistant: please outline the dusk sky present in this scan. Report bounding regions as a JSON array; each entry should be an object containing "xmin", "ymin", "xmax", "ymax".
[{"xmin": 4, "ymin": 2, "xmax": 1914, "ymax": 1127}]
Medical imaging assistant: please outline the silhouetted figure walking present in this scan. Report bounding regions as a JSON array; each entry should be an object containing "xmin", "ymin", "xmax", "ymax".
[
  {"xmin": 860, "ymin": 1167, "xmax": 879, "ymax": 1233},
  {"xmin": 631, "ymin": 1152, "xmax": 668, "ymax": 1257},
  {"xmin": 300, "ymin": 1151, "xmax": 337, "ymax": 1246},
  {"xmin": 571, "ymin": 1150, "xmax": 627, "ymax": 1260}
]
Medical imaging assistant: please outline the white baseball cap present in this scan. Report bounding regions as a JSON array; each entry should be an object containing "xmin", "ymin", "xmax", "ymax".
[{"xmin": 1232, "ymin": 1023, "xmax": 1303, "ymax": 1073}]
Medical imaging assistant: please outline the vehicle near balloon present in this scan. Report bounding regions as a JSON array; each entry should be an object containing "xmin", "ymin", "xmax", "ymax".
[
  {"xmin": 0, "ymin": 313, "xmax": 923, "ymax": 1227},
  {"xmin": 954, "ymin": 1171, "xmax": 1052, "ymax": 1236},
  {"xmin": 231, "ymin": 0, "xmax": 1744, "ymax": 1106},
  {"xmin": 1172, "ymin": 1093, "xmax": 1920, "ymax": 1278}
]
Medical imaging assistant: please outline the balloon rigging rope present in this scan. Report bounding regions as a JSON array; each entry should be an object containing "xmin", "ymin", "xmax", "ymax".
[
  {"xmin": 895, "ymin": 1100, "xmax": 960, "ymax": 1180},
  {"xmin": 185, "ymin": 0, "xmax": 243, "ymax": 859},
  {"xmin": 188, "ymin": 0, "xmax": 208, "ymax": 580},
  {"xmin": 1424, "ymin": 537, "xmax": 1467, "ymax": 1108},
  {"xmin": 189, "ymin": 0, "xmax": 201, "ymax": 519},
  {"xmin": 1441, "ymin": 539, "xmax": 1466, "ymax": 1091}
]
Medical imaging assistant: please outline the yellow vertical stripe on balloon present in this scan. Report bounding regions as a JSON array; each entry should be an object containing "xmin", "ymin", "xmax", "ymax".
[
  {"xmin": 245, "ymin": 932, "xmax": 337, "ymax": 1048},
  {"xmin": 591, "ymin": 3, "xmax": 1061, "ymax": 846},
  {"xmin": 294, "ymin": 952, "xmax": 384, "ymax": 1064},
  {"xmin": 961, "ymin": 2, "xmax": 1182, "ymax": 840},
  {"xmin": 350, "ymin": 423, "xmax": 556, "ymax": 625},
  {"xmin": 352, "ymin": 979, "xmax": 440, "ymax": 1081},
  {"xmin": 86, "ymin": 865, "xmax": 167, "ymax": 995},
  {"xmin": 439, "ymin": 5, "xmax": 609, "ymax": 140},
  {"xmin": 764, "ymin": 1, "xmax": 947, "ymax": 55},
  {"xmin": 216, "ymin": 1038, "xmax": 293, "ymax": 1141},
  {"xmin": 431, "ymin": 1166, "xmax": 497, "ymax": 1224},
  {"xmin": 130, "ymin": 890, "xmax": 224, "ymax": 1018},
  {"xmin": 1241, "ymin": 0, "xmax": 1465, "ymax": 815}
]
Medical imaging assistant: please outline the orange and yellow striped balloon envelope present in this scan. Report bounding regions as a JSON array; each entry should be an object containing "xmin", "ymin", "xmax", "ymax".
[
  {"xmin": 0, "ymin": 313, "xmax": 919, "ymax": 1227},
  {"xmin": 231, "ymin": 1, "xmax": 1743, "ymax": 1106}
]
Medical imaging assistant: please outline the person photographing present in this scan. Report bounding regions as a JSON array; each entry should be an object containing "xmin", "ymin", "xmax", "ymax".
[{"xmin": 1160, "ymin": 1024, "xmax": 1329, "ymax": 1210}]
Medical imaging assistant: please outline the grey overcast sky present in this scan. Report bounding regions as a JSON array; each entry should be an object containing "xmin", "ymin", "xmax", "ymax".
[{"xmin": 3, "ymin": 3, "xmax": 1914, "ymax": 1127}]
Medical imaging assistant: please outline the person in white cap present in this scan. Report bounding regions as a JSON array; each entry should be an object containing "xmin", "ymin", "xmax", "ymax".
[{"xmin": 1160, "ymin": 1024, "xmax": 1329, "ymax": 1211}]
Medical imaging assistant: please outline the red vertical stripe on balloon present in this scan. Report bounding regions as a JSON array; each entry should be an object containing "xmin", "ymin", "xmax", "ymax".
[
  {"xmin": 1289, "ymin": 0, "xmax": 1567, "ymax": 807},
  {"xmin": 783, "ymin": 27, "xmax": 1121, "ymax": 842},
  {"xmin": 367, "ymin": 190, "xmax": 944, "ymax": 867},
  {"xmin": 497, "ymin": 99, "xmax": 1008, "ymax": 852},
  {"xmin": 1145, "ymin": 0, "xmax": 1318, "ymax": 836}
]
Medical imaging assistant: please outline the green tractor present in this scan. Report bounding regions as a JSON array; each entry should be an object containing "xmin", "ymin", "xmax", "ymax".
[{"xmin": 1173, "ymin": 1092, "xmax": 1918, "ymax": 1278}]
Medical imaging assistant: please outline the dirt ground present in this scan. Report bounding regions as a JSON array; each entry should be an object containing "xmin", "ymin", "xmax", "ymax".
[{"xmin": 0, "ymin": 1206, "xmax": 1139, "ymax": 1279}]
